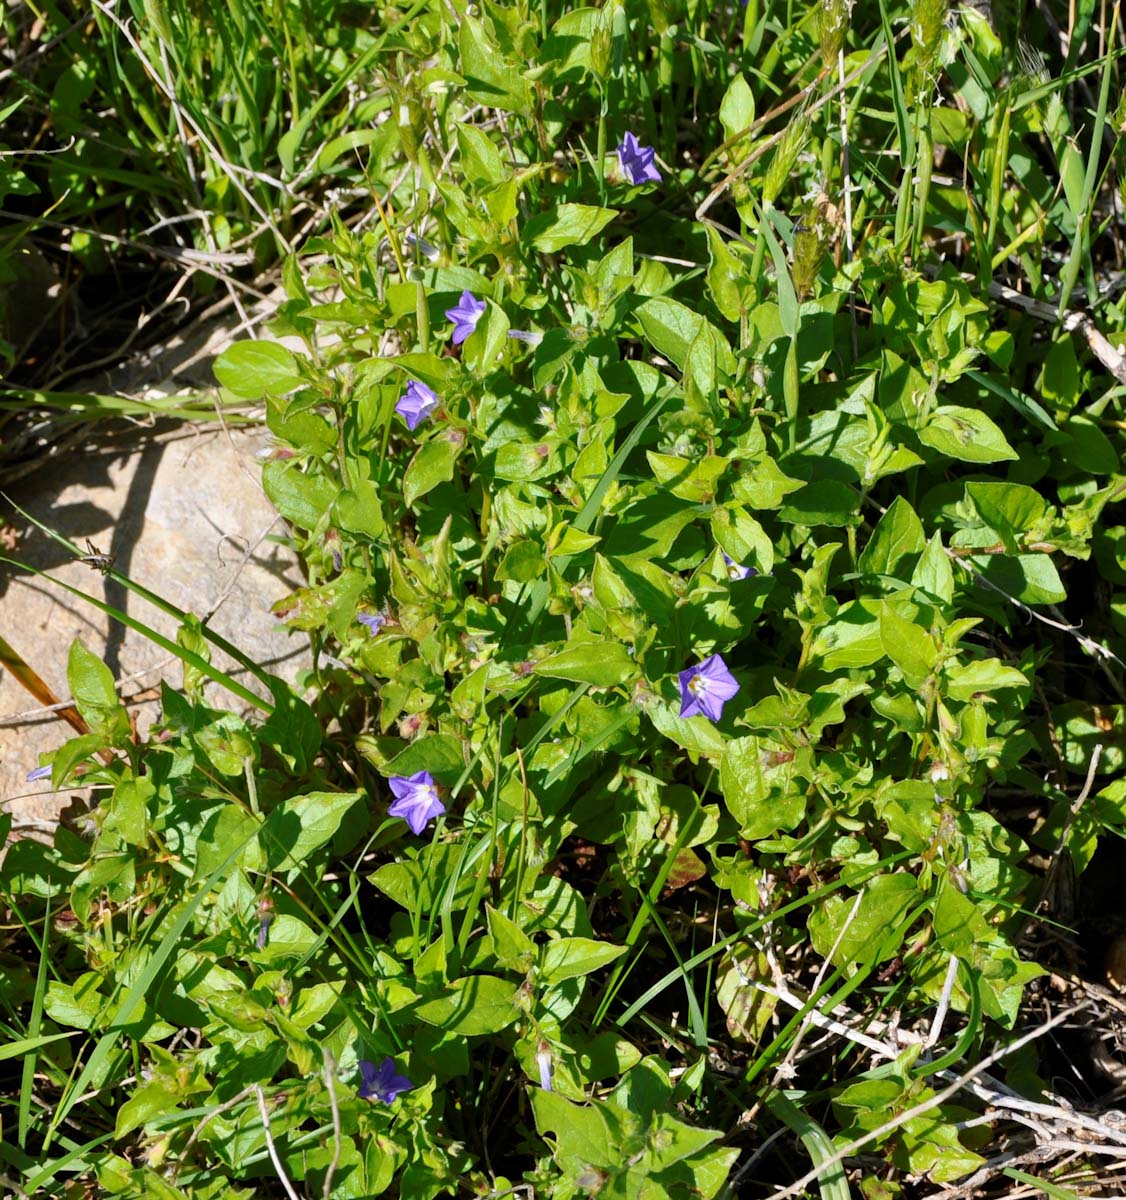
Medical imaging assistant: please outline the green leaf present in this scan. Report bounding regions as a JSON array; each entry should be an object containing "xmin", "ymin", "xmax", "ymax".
[
  {"xmin": 534, "ymin": 641, "xmax": 637, "ymax": 686},
  {"xmin": 262, "ymin": 460, "xmax": 338, "ymax": 530},
  {"xmin": 966, "ymin": 482, "xmax": 1046, "ymax": 553},
  {"xmin": 464, "ymin": 299, "xmax": 509, "ymax": 374},
  {"xmin": 115, "ymin": 1081, "xmax": 179, "ymax": 1140},
  {"xmin": 719, "ymin": 73, "xmax": 755, "ymax": 141},
  {"xmin": 920, "ymin": 406, "xmax": 1018, "ymax": 462},
  {"xmin": 944, "ymin": 658, "xmax": 1028, "ymax": 702},
  {"xmin": 1059, "ymin": 414, "xmax": 1118, "ymax": 475},
  {"xmin": 45, "ymin": 974, "xmax": 103, "ymax": 1030},
  {"xmin": 812, "ymin": 600, "xmax": 885, "ymax": 670},
  {"xmin": 540, "ymin": 937, "xmax": 627, "ymax": 983},
  {"xmin": 487, "ymin": 906, "xmax": 535, "ymax": 970},
  {"xmin": 260, "ymin": 682, "xmax": 323, "ymax": 772},
  {"xmin": 649, "ymin": 704, "xmax": 728, "ymax": 757},
  {"xmin": 858, "ymin": 496, "xmax": 926, "ymax": 582},
  {"xmin": 526, "ymin": 204, "xmax": 618, "ymax": 253},
  {"xmin": 911, "ymin": 533, "xmax": 955, "ymax": 603},
  {"xmin": 109, "ymin": 777, "xmax": 152, "ymax": 846},
  {"xmin": 404, "ymin": 437, "xmax": 461, "ymax": 507},
  {"xmin": 531, "ymin": 1090, "xmax": 623, "ymax": 1172},
  {"xmin": 732, "ymin": 455, "xmax": 803, "ymax": 509},
  {"xmin": 459, "ymin": 16, "xmax": 533, "ymax": 114},
  {"xmin": 720, "ymin": 736, "xmax": 807, "ymax": 838},
  {"xmin": 647, "ymin": 451, "xmax": 729, "ymax": 503},
  {"xmin": 381, "ymin": 733, "xmax": 466, "ymax": 784},
  {"xmin": 264, "ymin": 791, "xmax": 364, "ymax": 870},
  {"xmin": 457, "ymin": 124, "xmax": 505, "ymax": 188},
  {"xmin": 266, "ymin": 396, "xmax": 336, "ymax": 455},
  {"xmin": 68, "ymin": 639, "xmax": 117, "ymax": 711},
  {"xmin": 414, "ymin": 974, "xmax": 520, "ymax": 1034},
  {"xmin": 635, "ymin": 298, "xmax": 735, "ymax": 390},
  {"xmin": 778, "ymin": 480, "xmax": 858, "ymax": 526},
  {"xmin": 970, "ymin": 553, "xmax": 1066, "ymax": 605},
  {"xmin": 496, "ymin": 540, "xmax": 547, "ymax": 583},
  {"xmin": 333, "ymin": 479, "xmax": 386, "ymax": 538},
  {"xmin": 705, "ymin": 225, "xmax": 748, "ymax": 323},
  {"xmin": 808, "ymin": 874, "xmax": 918, "ymax": 969},
  {"xmin": 879, "ymin": 604, "xmax": 938, "ymax": 688},
  {"xmin": 213, "ymin": 341, "xmax": 304, "ymax": 399}
]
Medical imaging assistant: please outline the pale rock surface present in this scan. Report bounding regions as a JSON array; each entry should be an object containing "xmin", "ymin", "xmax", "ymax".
[{"xmin": 0, "ymin": 424, "xmax": 309, "ymax": 837}]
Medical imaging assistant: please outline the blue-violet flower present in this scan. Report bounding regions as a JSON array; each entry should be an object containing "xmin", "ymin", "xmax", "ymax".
[
  {"xmin": 722, "ymin": 553, "xmax": 757, "ymax": 581},
  {"xmin": 678, "ymin": 654, "xmax": 740, "ymax": 722},
  {"xmin": 508, "ymin": 329, "xmax": 544, "ymax": 346},
  {"xmin": 444, "ymin": 291, "xmax": 487, "ymax": 345},
  {"xmin": 617, "ymin": 132, "xmax": 662, "ymax": 185},
  {"xmin": 358, "ymin": 1057, "xmax": 414, "ymax": 1103},
  {"xmin": 358, "ymin": 611, "xmax": 387, "ymax": 635},
  {"xmin": 405, "ymin": 232, "xmax": 440, "ymax": 262},
  {"xmin": 26, "ymin": 763, "xmax": 51, "ymax": 783},
  {"xmin": 535, "ymin": 1047, "xmax": 554, "ymax": 1092},
  {"xmin": 388, "ymin": 770, "xmax": 446, "ymax": 834},
  {"xmin": 395, "ymin": 380, "xmax": 439, "ymax": 431}
]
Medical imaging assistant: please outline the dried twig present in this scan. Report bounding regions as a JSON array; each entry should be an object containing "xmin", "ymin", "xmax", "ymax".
[
  {"xmin": 927, "ymin": 955, "xmax": 961, "ymax": 1051},
  {"xmin": 1038, "ymin": 742, "xmax": 1104, "ymax": 915},
  {"xmin": 322, "ymin": 1054, "xmax": 342, "ymax": 1200},
  {"xmin": 172, "ymin": 1084, "xmax": 256, "ymax": 1183},
  {"xmin": 255, "ymin": 1086, "xmax": 303, "ymax": 1200},
  {"xmin": 988, "ymin": 278, "xmax": 1126, "ymax": 387},
  {"xmin": 764, "ymin": 1003, "xmax": 1093, "ymax": 1200}
]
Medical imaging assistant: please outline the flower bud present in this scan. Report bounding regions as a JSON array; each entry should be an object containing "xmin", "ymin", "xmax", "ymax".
[
  {"xmin": 762, "ymin": 115, "xmax": 809, "ymax": 206},
  {"xmin": 590, "ymin": 27, "xmax": 612, "ymax": 81},
  {"xmin": 910, "ymin": 0, "xmax": 948, "ymax": 72},
  {"xmin": 819, "ymin": 0, "xmax": 849, "ymax": 67}
]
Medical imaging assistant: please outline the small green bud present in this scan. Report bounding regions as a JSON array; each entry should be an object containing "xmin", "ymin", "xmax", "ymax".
[
  {"xmin": 910, "ymin": 0, "xmax": 948, "ymax": 71},
  {"xmin": 589, "ymin": 19, "xmax": 613, "ymax": 81},
  {"xmin": 762, "ymin": 115, "xmax": 809, "ymax": 206},
  {"xmin": 819, "ymin": 0, "xmax": 849, "ymax": 68},
  {"xmin": 647, "ymin": 0, "xmax": 671, "ymax": 35}
]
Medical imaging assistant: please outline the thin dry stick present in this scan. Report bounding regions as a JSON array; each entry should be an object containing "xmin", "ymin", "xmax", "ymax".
[
  {"xmin": 838, "ymin": 45, "xmax": 859, "ymax": 359},
  {"xmin": 255, "ymin": 1086, "xmax": 303, "ymax": 1200},
  {"xmin": 741, "ymin": 976, "xmax": 906, "ymax": 1060},
  {"xmin": 927, "ymin": 954, "xmax": 961, "ymax": 1050},
  {"xmin": 322, "ymin": 1054, "xmax": 342, "ymax": 1200},
  {"xmin": 88, "ymin": 0, "xmax": 290, "ymax": 248},
  {"xmin": 764, "ymin": 1002, "xmax": 1092, "ymax": 1200},
  {"xmin": 156, "ymin": 40, "xmax": 254, "ymax": 338},
  {"xmin": 769, "ymin": 889, "xmax": 866, "ymax": 1084},
  {"xmin": 695, "ymin": 41, "xmax": 890, "ymax": 224},
  {"xmin": 202, "ymin": 515, "xmax": 283, "ymax": 625},
  {"xmin": 171, "ymin": 1084, "xmax": 256, "ymax": 1182},
  {"xmin": 951, "ymin": 555, "xmax": 1126, "ymax": 669},
  {"xmin": 1039, "ymin": 742, "xmax": 1104, "ymax": 914},
  {"xmin": 988, "ymin": 279, "xmax": 1126, "ymax": 386}
]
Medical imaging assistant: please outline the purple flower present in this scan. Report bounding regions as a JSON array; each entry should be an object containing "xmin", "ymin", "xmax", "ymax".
[
  {"xmin": 678, "ymin": 654, "xmax": 740, "ymax": 721},
  {"xmin": 358, "ymin": 611, "xmax": 387, "ymax": 635},
  {"xmin": 508, "ymin": 329, "xmax": 543, "ymax": 346},
  {"xmin": 535, "ymin": 1048, "xmax": 553, "ymax": 1091},
  {"xmin": 405, "ymin": 232, "xmax": 439, "ymax": 262},
  {"xmin": 722, "ymin": 553, "xmax": 758, "ymax": 582},
  {"xmin": 357, "ymin": 1056, "xmax": 413, "ymax": 1103},
  {"xmin": 26, "ymin": 763, "xmax": 51, "ymax": 782},
  {"xmin": 395, "ymin": 380, "xmax": 439, "ymax": 431},
  {"xmin": 617, "ymin": 132, "xmax": 662, "ymax": 185},
  {"xmin": 444, "ymin": 291, "xmax": 487, "ymax": 345},
  {"xmin": 388, "ymin": 770, "xmax": 446, "ymax": 834}
]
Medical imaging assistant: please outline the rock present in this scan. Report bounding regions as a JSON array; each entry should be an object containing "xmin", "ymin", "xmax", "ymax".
[{"xmin": 0, "ymin": 424, "xmax": 309, "ymax": 837}]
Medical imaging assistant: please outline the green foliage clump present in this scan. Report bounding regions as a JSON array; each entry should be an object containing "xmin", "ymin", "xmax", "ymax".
[{"xmin": 6, "ymin": 0, "xmax": 1126, "ymax": 1197}]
